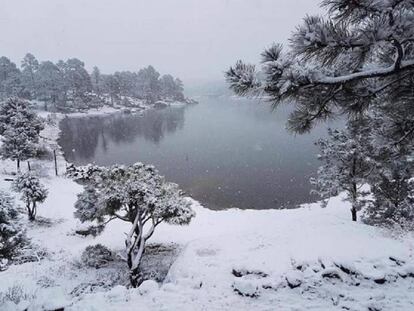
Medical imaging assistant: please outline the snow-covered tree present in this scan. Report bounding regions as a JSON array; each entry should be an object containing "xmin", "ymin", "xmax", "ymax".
[
  {"xmin": 365, "ymin": 163, "xmax": 414, "ymax": 229},
  {"xmin": 311, "ymin": 122, "xmax": 373, "ymax": 221},
  {"xmin": 61, "ymin": 58, "xmax": 92, "ymax": 103},
  {"xmin": 12, "ymin": 173, "xmax": 48, "ymax": 221},
  {"xmin": 0, "ymin": 98, "xmax": 44, "ymax": 170},
  {"xmin": 21, "ymin": 53, "xmax": 39, "ymax": 99},
  {"xmin": 362, "ymin": 104, "xmax": 414, "ymax": 228},
  {"xmin": 103, "ymin": 75, "xmax": 120, "ymax": 105},
  {"xmin": 35, "ymin": 61, "xmax": 66, "ymax": 110},
  {"xmin": 1, "ymin": 127, "xmax": 37, "ymax": 171},
  {"xmin": 91, "ymin": 66, "xmax": 103, "ymax": 96},
  {"xmin": 160, "ymin": 75, "xmax": 185, "ymax": 101},
  {"xmin": 136, "ymin": 66, "xmax": 161, "ymax": 104},
  {"xmin": 0, "ymin": 191, "xmax": 26, "ymax": 264},
  {"xmin": 70, "ymin": 163, "xmax": 195, "ymax": 287},
  {"xmin": 0, "ymin": 57, "xmax": 22, "ymax": 98}
]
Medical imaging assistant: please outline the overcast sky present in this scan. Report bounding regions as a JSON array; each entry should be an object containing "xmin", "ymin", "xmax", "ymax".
[{"xmin": 0, "ymin": 0, "xmax": 320, "ymax": 85}]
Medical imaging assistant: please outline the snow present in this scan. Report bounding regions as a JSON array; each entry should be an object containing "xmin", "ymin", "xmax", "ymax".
[{"xmin": 0, "ymin": 109, "xmax": 414, "ymax": 310}]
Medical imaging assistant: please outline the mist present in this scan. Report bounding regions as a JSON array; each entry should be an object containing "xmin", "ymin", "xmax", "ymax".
[{"xmin": 0, "ymin": 0, "xmax": 319, "ymax": 85}]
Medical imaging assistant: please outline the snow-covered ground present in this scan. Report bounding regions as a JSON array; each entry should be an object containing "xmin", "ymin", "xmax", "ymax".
[{"xmin": 0, "ymin": 111, "xmax": 413, "ymax": 310}]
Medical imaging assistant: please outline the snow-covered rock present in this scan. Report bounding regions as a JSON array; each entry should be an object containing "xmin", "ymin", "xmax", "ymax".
[
  {"xmin": 232, "ymin": 278, "xmax": 260, "ymax": 297},
  {"xmin": 285, "ymin": 271, "xmax": 303, "ymax": 289},
  {"xmin": 137, "ymin": 280, "xmax": 159, "ymax": 295}
]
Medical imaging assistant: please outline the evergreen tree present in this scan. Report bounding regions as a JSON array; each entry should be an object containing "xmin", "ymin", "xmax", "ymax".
[
  {"xmin": 12, "ymin": 173, "xmax": 48, "ymax": 221},
  {"xmin": 160, "ymin": 75, "xmax": 185, "ymax": 101},
  {"xmin": 311, "ymin": 122, "xmax": 373, "ymax": 221},
  {"xmin": 103, "ymin": 75, "xmax": 120, "ymax": 105},
  {"xmin": 0, "ymin": 98, "xmax": 44, "ymax": 170},
  {"xmin": 0, "ymin": 191, "xmax": 26, "ymax": 266},
  {"xmin": 36, "ymin": 61, "xmax": 66, "ymax": 110},
  {"xmin": 0, "ymin": 57, "xmax": 22, "ymax": 98},
  {"xmin": 91, "ymin": 66, "xmax": 103, "ymax": 96},
  {"xmin": 21, "ymin": 53, "xmax": 39, "ymax": 99},
  {"xmin": 63, "ymin": 58, "xmax": 93, "ymax": 103},
  {"xmin": 363, "ymin": 105, "xmax": 414, "ymax": 228},
  {"xmin": 136, "ymin": 66, "xmax": 161, "ymax": 104},
  {"xmin": 69, "ymin": 162, "xmax": 195, "ymax": 287}
]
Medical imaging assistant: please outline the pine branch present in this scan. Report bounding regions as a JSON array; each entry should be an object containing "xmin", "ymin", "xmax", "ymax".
[{"xmin": 315, "ymin": 60, "xmax": 414, "ymax": 85}]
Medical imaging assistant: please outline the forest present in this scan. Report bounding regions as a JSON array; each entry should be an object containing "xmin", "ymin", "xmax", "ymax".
[{"xmin": 0, "ymin": 54, "xmax": 186, "ymax": 112}]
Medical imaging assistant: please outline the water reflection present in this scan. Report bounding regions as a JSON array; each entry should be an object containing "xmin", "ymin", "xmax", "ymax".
[{"xmin": 59, "ymin": 107, "xmax": 185, "ymax": 162}]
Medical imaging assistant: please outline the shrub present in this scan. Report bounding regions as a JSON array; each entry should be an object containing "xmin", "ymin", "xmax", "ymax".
[{"xmin": 81, "ymin": 244, "xmax": 113, "ymax": 269}]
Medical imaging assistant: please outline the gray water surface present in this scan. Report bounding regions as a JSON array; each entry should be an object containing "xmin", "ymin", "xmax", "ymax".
[{"xmin": 59, "ymin": 97, "xmax": 336, "ymax": 210}]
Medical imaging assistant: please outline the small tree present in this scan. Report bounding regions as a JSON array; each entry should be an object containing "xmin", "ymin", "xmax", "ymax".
[
  {"xmin": 0, "ymin": 191, "xmax": 26, "ymax": 265},
  {"xmin": 0, "ymin": 98, "xmax": 44, "ymax": 170},
  {"xmin": 311, "ymin": 124, "xmax": 373, "ymax": 221},
  {"xmin": 1, "ymin": 126, "xmax": 37, "ymax": 171},
  {"xmin": 69, "ymin": 163, "xmax": 195, "ymax": 287},
  {"xmin": 12, "ymin": 173, "xmax": 48, "ymax": 221}
]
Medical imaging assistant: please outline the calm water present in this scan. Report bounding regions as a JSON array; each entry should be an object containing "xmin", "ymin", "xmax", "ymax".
[{"xmin": 59, "ymin": 97, "xmax": 337, "ymax": 210}]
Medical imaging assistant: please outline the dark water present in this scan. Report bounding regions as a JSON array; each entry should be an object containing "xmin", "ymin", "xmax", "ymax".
[{"xmin": 59, "ymin": 97, "xmax": 337, "ymax": 210}]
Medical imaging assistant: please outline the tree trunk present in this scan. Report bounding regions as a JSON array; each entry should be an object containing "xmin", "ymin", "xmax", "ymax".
[
  {"xmin": 17, "ymin": 158, "xmax": 20, "ymax": 171},
  {"xmin": 351, "ymin": 207, "xmax": 357, "ymax": 222},
  {"xmin": 127, "ymin": 231, "xmax": 146, "ymax": 287},
  {"xmin": 27, "ymin": 201, "xmax": 35, "ymax": 221},
  {"xmin": 53, "ymin": 150, "xmax": 58, "ymax": 176},
  {"xmin": 130, "ymin": 264, "xmax": 144, "ymax": 288}
]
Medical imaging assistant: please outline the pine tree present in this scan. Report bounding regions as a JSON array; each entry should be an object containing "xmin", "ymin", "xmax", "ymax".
[
  {"xmin": 1, "ymin": 126, "xmax": 37, "ymax": 171},
  {"xmin": 21, "ymin": 53, "xmax": 39, "ymax": 99},
  {"xmin": 311, "ymin": 122, "xmax": 373, "ymax": 221},
  {"xmin": 363, "ymin": 105, "xmax": 414, "ymax": 228},
  {"xmin": 0, "ymin": 57, "xmax": 22, "ymax": 98},
  {"xmin": 0, "ymin": 98, "xmax": 44, "ymax": 170},
  {"xmin": 103, "ymin": 75, "xmax": 120, "ymax": 105},
  {"xmin": 136, "ymin": 66, "xmax": 161, "ymax": 104},
  {"xmin": 70, "ymin": 162, "xmax": 195, "ymax": 287},
  {"xmin": 0, "ymin": 191, "xmax": 26, "ymax": 266},
  {"xmin": 12, "ymin": 173, "xmax": 48, "ymax": 221},
  {"xmin": 91, "ymin": 66, "xmax": 102, "ymax": 96},
  {"xmin": 35, "ymin": 61, "xmax": 66, "ymax": 110}
]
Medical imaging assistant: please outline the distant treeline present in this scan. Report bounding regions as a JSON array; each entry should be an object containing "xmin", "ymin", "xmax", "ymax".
[{"xmin": 0, "ymin": 53, "xmax": 186, "ymax": 111}]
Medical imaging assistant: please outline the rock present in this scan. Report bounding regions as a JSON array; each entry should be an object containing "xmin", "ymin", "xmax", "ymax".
[
  {"xmin": 232, "ymin": 278, "xmax": 260, "ymax": 298},
  {"xmin": 232, "ymin": 268, "xmax": 268, "ymax": 278},
  {"xmin": 138, "ymin": 280, "xmax": 159, "ymax": 295},
  {"xmin": 334, "ymin": 262, "xmax": 359, "ymax": 276},
  {"xmin": 403, "ymin": 265, "xmax": 414, "ymax": 277},
  {"xmin": 285, "ymin": 271, "xmax": 303, "ymax": 289},
  {"xmin": 361, "ymin": 268, "xmax": 386, "ymax": 284},
  {"xmin": 389, "ymin": 256, "xmax": 405, "ymax": 266},
  {"xmin": 321, "ymin": 268, "xmax": 342, "ymax": 280}
]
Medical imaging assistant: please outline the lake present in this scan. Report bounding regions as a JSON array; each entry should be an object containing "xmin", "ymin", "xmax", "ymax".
[{"xmin": 59, "ymin": 97, "xmax": 338, "ymax": 210}]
